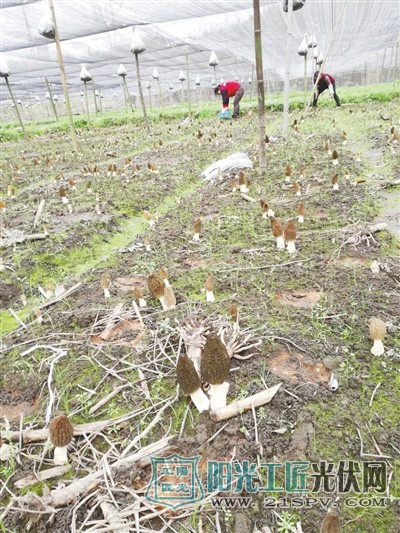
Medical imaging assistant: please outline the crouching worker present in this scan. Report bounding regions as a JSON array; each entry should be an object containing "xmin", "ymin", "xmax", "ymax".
[
  {"xmin": 214, "ymin": 81, "xmax": 244, "ymax": 119},
  {"xmin": 313, "ymin": 71, "xmax": 341, "ymax": 107}
]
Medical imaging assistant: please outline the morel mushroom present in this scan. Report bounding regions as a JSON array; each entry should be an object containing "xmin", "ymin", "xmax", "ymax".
[
  {"xmin": 34, "ymin": 307, "xmax": 43, "ymax": 324},
  {"xmin": 164, "ymin": 285, "xmax": 176, "ymax": 310},
  {"xmin": 238, "ymin": 171, "xmax": 249, "ymax": 193},
  {"xmin": 332, "ymin": 150, "xmax": 339, "ymax": 165},
  {"xmin": 133, "ymin": 287, "xmax": 147, "ymax": 308},
  {"xmin": 284, "ymin": 165, "xmax": 292, "ymax": 184},
  {"xmin": 284, "ymin": 220, "xmax": 297, "ymax": 254},
  {"xmin": 159, "ymin": 267, "xmax": 170, "ymax": 287},
  {"xmin": 331, "ymin": 174, "xmax": 339, "ymax": 191},
  {"xmin": 293, "ymin": 181, "xmax": 301, "ymax": 196},
  {"xmin": 68, "ymin": 178, "xmax": 77, "ymax": 191},
  {"xmin": 368, "ymin": 317, "xmax": 386, "ymax": 356},
  {"xmin": 204, "ymin": 274, "xmax": 215, "ymax": 302},
  {"xmin": 49, "ymin": 415, "xmax": 74, "ymax": 465},
  {"xmin": 229, "ymin": 303, "xmax": 239, "ymax": 332},
  {"xmin": 100, "ymin": 272, "xmax": 111, "ymax": 298},
  {"xmin": 201, "ymin": 333, "xmax": 230, "ymax": 410},
  {"xmin": 193, "ymin": 217, "xmax": 202, "ymax": 241},
  {"xmin": 147, "ymin": 273, "xmax": 167, "ymax": 310},
  {"xmin": 143, "ymin": 210, "xmax": 155, "ymax": 228},
  {"xmin": 298, "ymin": 202, "xmax": 304, "ymax": 223},
  {"xmin": 320, "ymin": 509, "xmax": 342, "ymax": 533},
  {"xmin": 270, "ymin": 217, "xmax": 285, "ymax": 249},
  {"xmin": 260, "ymin": 199, "xmax": 274, "ymax": 218},
  {"xmin": 324, "ymin": 140, "xmax": 332, "ymax": 155},
  {"xmin": 177, "ymin": 354, "xmax": 209, "ymax": 412},
  {"xmin": 143, "ymin": 237, "xmax": 151, "ymax": 252}
]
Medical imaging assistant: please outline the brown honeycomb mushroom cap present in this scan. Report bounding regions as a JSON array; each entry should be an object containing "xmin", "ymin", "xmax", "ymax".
[
  {"xmin": 204, "ymin": 274, "xmax": 214, "ymax": 292},
  {"xmin": 133, "ymin": 287, "xmax": 144, "ymax": 299},
  {"xmin": 177, "ymin": 354, "xmax": 201, "ymax": 395},
  {"xmin": 368, "ymin": 317, "xmax": 386, "ymax": 340},
  {"xmin": 147, "ymin": 273, "xmax": 165, "ymax": 299},
  {"xmin": 159, "ymin": 267, "xmax": 168, "ymax": 280},
  {"xmin": 49, "ymin": 415, "xmax": 74, "ymax": 447},
  {"xmin": 270, "ymin": 217, "xmax": 283, "ymax": 238},
  {"xmin": 201, "ymin": 333, "xmax": 230, "ymax": 385},
  {"xmin": 193, "ymin": 217, "xmax": 202, "ymax": 233},
  {"xmin": 284, "ymin": 219, "xmax": 297, "ymax": 241}
]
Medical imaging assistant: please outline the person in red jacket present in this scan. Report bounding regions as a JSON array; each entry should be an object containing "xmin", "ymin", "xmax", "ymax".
[
  {"xmin": 313, "ymin": 71, "xmax": 341, "ymax": 107},
  {"xmin": 214, "ymin": 81, "xmax": 244, "ymax": 118}
]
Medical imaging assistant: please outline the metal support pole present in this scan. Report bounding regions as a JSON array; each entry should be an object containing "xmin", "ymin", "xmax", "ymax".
[
  {"xmin": 253, "ymin": 0, "xmax": 266, "ymax": 175},
  {"xmin": 5, "ymin": 77, "xmax": 28, "ymax": 140},
  {"xmin": 92, "ymin": 79, "xmax": 99, "ymax": 114},
  {"xmin": 185, "ymin": 46, "xmax": 192, "ymax": 118},
  {"xmin": 45, "ymin": 76, "xmax": 58, "ymax": 120},
  {"xmin": 83, "ymin": 81, "xmax": 90, "ymax": 122},
  {"xmin": 282, "ymin": 0, "xmax": 293, "ymax": 135},
  {"xmin": 48, "ymin": 0, "xmax": 78, "ymax": 151}
]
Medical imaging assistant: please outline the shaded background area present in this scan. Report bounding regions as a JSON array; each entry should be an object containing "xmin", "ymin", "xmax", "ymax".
[{"xmin": 0, "ymin": 0, "xmax": 399, "ymax": 112}]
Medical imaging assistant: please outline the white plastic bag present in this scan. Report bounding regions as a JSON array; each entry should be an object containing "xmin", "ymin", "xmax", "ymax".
[
  {"xmin": 38, "ymin": 9, "xmax": 55, "ymax": 39},
  {"xmin": 283, "ymin": 0, "xmax": 306, "ymax": 12}
]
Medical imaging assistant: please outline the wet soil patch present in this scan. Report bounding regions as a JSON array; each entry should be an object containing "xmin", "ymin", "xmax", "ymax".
[
  {"xmin": 267, "ymin": 349, "xmax": 331, "ymax": 385},
  {"xmin": 274, "ymin": 290, "xmax": 321, "ymax": 308}
]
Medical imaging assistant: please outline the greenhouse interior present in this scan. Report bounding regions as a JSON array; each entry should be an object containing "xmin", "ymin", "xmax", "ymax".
[
  {"xmin": 0, "ymin": 1, "xmax": 399, "ymax": 532},
  {"xmin": 0, "ymin": 0, "xmax": 399, "ymax": 117}
]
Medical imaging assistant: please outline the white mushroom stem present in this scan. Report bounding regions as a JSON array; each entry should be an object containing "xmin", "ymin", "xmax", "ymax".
[
  {"xmin": 193, "ymin": 233, "xmax": 200, "ymax": 241},
  {"xmin": 103, "ymin": 288, "xmax": 110, "ymax": 298},
  {"xmin": 95, "ymin": 204, "xmax": 101, "ymax": 214},
  {"xmin": 138, "ymin": 297, "xmax": 147, "ymax": 308},
  {"xmin": 148, "ymin": 220, "xmax": 155, "ymax": 228},
  {"xmin": 371, "ymin": 339, "xmax": 385, "ymax": 356},
  {"xmin": 284, "ymin": 177, "xmax": 291, "ymax": 184},
  {"xmin": 158, "ymin": 296, "xmax": 168, "ymax": 310},
  {"xmin": 61, "ymin": 197, "xmax": 69, "ymax": 204},
  {"xmin": 145, "ymin": 244, "xmax": 151, "ymax": 252},
  {"xmin": 190, "ymin": 388, "xmax": 210, "ymax": 413},
  {"xmin": 206, "ymin": 290, "xmax": 215, "ymax": 302},
  {"xmin": 53, "ymin": 446, "xmax": 68, "ymax": 465},
  {"xmin": 333, "ymin": 160, "xmax": 338, "ymax": 166},
  {"xmin": 163, "ymin": 279, "xmax": 170, "ymax": 288},
  {"xmin": 87, "ymin": 187, "xmax": 93, "ymax": 193},
  {"xmin": 332, "ymin": 183, "xmax": 339, "ymax": 191},
  {"xmin": 239, "ymin": 184, "xmax": 249, "ymax": 193},
  {"xmin": 342, "ymin": 140, "xmax": 347, "ymax": 145},
  {"xmin": 267, "ymin": 209, "xmax": 274, "ymax": 217},
  {"xmin": 262, "ymin": 212, "xmax": 268, "ymax": 219},
  {"xmin": 209, "ymin": 382, "xmax": 230, "ymax": 410},
  {"xmin": 298, "ymin": 215, "xmax": 304, "ymax": 223},
  {"xmin": 67, "ymin": 204, "xmax": 73, "ymax": 214},
  {"xmin": 276, "ymin": 236, "xmax": 285, "ymax": 249},
  {"xmin": 287, "ymin": 240, "xmax": 296, "ymax": 254}
]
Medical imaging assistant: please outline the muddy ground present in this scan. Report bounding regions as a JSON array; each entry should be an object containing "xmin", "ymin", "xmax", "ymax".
[{"xmin": 0, "ymin": 100, "xmax": 399, "ymax": 532}]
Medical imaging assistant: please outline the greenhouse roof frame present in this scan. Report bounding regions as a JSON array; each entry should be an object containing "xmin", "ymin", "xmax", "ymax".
[{"xmin": 0, "ymin": 0, "xmax": 399, "ymax": 102}]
